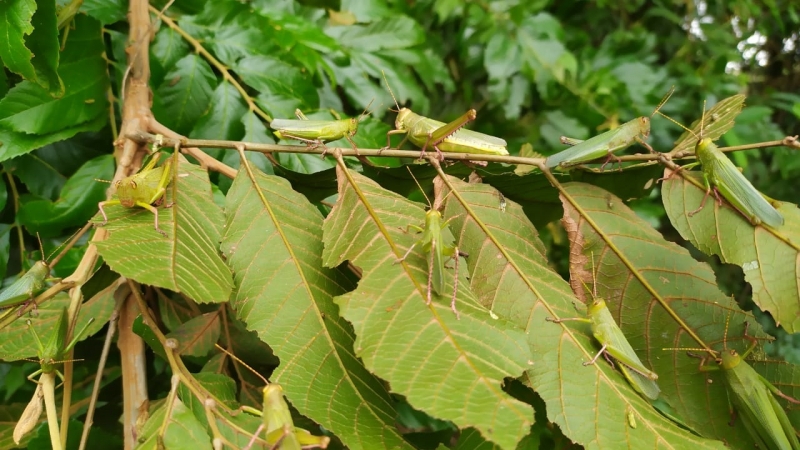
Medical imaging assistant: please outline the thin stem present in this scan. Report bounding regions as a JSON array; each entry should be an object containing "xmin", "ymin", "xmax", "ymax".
[
  {"xmin": 78, "ymin": 300, "xmax": 120, "ymax": 450},
  {"xmin": 40, "ymin": 372, "xmax": 63, "ymax": 450},
  {"xmin": 128, "ymin": 130, "xmax": 800, "ymax": 170}
]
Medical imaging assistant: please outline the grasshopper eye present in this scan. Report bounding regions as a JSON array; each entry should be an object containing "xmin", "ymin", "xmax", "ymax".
[{"xmin": 130, "ymin": 180, "xmax": 138, "ymax": 189}]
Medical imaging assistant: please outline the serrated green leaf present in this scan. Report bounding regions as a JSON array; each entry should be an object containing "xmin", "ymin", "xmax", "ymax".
[
  {"xmin": 220, "ymin": 164, "xmax": 412, "ymax": 450},
  {"xmin": 555, "ymin": 182, "xmax": 800, "ymax": 447},
  {"xmin": 429, "ymin": 176, "xmax": 720, "ymax": 449},
  {"xmin": 191, "ymin": 83, "xmax": 247, "ymax": 141},
  {"xmin": 80, "ymin": 0, "xmax": 126, "ymax": 24},
  {"xmin": 0, "ymin": 0, "xmax": 36, "ymax": 80},
  {"xmin": 241, "ymin": 111, "xmax": 275, "ymax": 145},
  {"xmin": 165, "ymin": 313, "xmax": 221, "ymax": 357},
  {"xmin": 0, "ymin": 14, "xmax": 104, "ymax": 134},
  {"xmin": 0, "ymin": 0, "xmax": 62, "ymax": 94},
  {"xmin": 327, "ymin": 16, "xmax": 424, "ymax": 52},
  {"xmin": 0, "ymin": 114, "xmax": 106, "ymax": 162},
  {"xmin": 180, "ymin": 372, "xmax": 239, "ymax": 417},
  {"xmin": 236, "ymin": 55, "xmax": 319, "ymax": 119},
  {"xmin": 208, "ymin": 26, "xmax": 266, "ymax": 66},
  {"xmin": 153, "ymin": 54, "xmax": 217, "ymax": 135},
  {"xmin": 670, "ymin": 95, "xmax": 746, "ymax": 155},
  {"xmin": 5, "ymin": 150, "xmax": 72, "ymax": 200},
  {"xmin": 0, "ymin": 292, "xmax": 110, "ymax": 361},
  {"xmin": 27, "ymin": 0, "xmax": 62, "ymax": 96},
  {"xmin": 93, "ymin": 154, "xmax": 233, "ymax": 304},
  {"xmin": 322, "ymin": 167, "xmax": 534, "ymax": 449},
  {"xmin": 151, "ymin": 27, "xmax": 190, "ymax": 74},
  {"xmin": 662, "ymin": 168, "xmax": 800, "ymax": 333},
  {"xmin": 17, "ymin": 154, "xmax": 113, "ymax": 235},
  {"xmin": 137, "ymin": 399, "xmax": 212, "ymax": 450},
  {"xmin": 484, "ymin": 33, "xmax": 521, "ymax": 81}
]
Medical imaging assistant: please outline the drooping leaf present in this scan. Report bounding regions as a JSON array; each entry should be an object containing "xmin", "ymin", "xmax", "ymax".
[
  {"xmin": 220, "ymin": 163, "xmax": 412, "ymax": 450},
  {"xmin": 0, "ymin": 115, "xmax": 106, "ymax": 162},
  {"xmin": 0, "ymin": 292, "xmax": 112, "ymax": 361},
  {"xmin": 93, "ymin": 154, "xmax": 233, "ymax": 304},
  {"xmin": 662, "ymin": 168, "xmax": 800, "ymax": 332},
  {"xmin": 558, "ymin": 181, "xmax": 800, "ymax": 446},
  {"xmin": 165, "ymin": 312, "xmax": 221, "ymax": 357},
  {"xmin": 436, "ymin": 176, "xmax": 724, "ymax": 449},
  {"xmin": 670, "ymin": 94, "xmax": 746, "ymax": 155},
  {"xmin": 0, "ymin": 15, "xmax": 106, "ymax": 134},
  {"xmin": 153, "ymin": 54, "xmax": 217, "ymax": 135},
  {"xmin": 17, "ymin": 154, "xmax": 113, "ymax": 236},
  {"xmin": 80, "ymin": 0, "xmax": 127, "ymax": 25},
  {"xmin": 190, "ymin": 83, "xmax": 247, "ymax": 142},
  {"xmin": 235, "ymin": 55, "xmax": 319, "ymax": 119},
  {"xmin": 322, "ymin": 167, "xmax": 534, "ymax": 449},
  {"xmin": 0, "ymin": 0, "xmax": 62, "ymax": 95},
  {"xmin": 137, "ymin": 399, "xmax": 211, "ymax": 450}
]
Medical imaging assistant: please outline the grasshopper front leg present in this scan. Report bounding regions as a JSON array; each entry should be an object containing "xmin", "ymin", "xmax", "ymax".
[
  {"xmin": 689, "ymin": 172, "xmax": 722, "ymax": 217},
  {"xmin": 382, "ymin": 129, "xmax": 409, "ymax": 152},
  {"xmin": 421, "ymin": 109, "xmax": 477, "ymax": 161},
  {"xmin": 98, "ymin": 199, "xmax": 121, "ymax": 226}
]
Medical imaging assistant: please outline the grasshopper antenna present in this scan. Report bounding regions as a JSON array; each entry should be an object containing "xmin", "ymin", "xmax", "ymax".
[
  {"xmin": 651, "ymin": 86, "xmax": 675, "ymax": 118},
  {"xmin": 215, "ymin": 343, "xmax": 269, "ymax": 386},
  {"xmin": 48, "ymin": 223, "xmax": 92, "ymax": 269},
  {"xmin": 382, "ymin": 70, "xmax": 402, "ymax": 113},
  {"xmin": 358, "ymin": 98, "xmax": 376, "ymax": 122},
  {"xmin": 406, "ymin": 167, "xmax": 432, "ymax": 210}
]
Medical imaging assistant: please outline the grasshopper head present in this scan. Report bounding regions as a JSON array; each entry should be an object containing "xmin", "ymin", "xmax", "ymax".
[
  {"xmin": 395, "ymin": 108, "xmax": 412, "ymax": 131},
  {"xmin": 638, "ymin": 116, "xmax": 651, "ymax": 138},
  {"xmin": 719, "ymin": 349, "xmax": 741, "ymax": 370},
  {"xmin": 347, "ymin": 117, "xmax": 359, "ymax": 136},
  {"xmin": 115, "ymin": 179, "xmax": 137, "ymax": 207},
  {"xmin": 586, "ymin": 297, "xmax": 607, "ymax": 315}
]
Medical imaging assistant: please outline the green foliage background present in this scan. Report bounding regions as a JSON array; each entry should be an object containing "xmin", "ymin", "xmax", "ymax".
[{"xmin": 0, "ymin": 0, "xmax": 799, "ymax": 449}]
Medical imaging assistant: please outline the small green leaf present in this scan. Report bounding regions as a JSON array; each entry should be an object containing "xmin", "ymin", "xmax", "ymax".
[
  {"xmin": 17, "ymin": 154, "xmax": 114, "ymax": 235},
  {"xmin": 221, "ymin": 165, "xmax": 412, "ymax": 450},
  {"xmin": 328, "ymin": 16, "xmax": 424, "ymax": 52},
  {"xmin": 165, "ymin": 313, "xmax": 221, "ymax": 357},
  {"xmin": 191, "ymin": 83, "xmax": 247, "ymax": 142},
  {"xmin": 137, "ymin": 399, "xmax": 212, "ymax": 450},
  {"xmin": 153, "ymin": 54, "xmax": 217, "ymax": 135},
  {"xmin": 0, "ymin": 115, "xmax": 106, "ymax": 162},
  {"xmin": 236, "ymin": 55, "xmax": 319, "ymax": 118},
  {"xmin": 27, "ymin": 0, "xmax": 62, "ymax": 96},
  {"xmin": 94, "ymin": 154, "xmax": 233, "ymax": 304},
  {"xmin": 322, "ymin": 168, "xmax": 534, "ymax": 449},
  {"xmin": 80, "ymin": 0, "xmax": 126, "ymax": 24},
  {"xmin": 662, "ymin": 168, "xmax": 800, "ymax": 333},
  {"xmin": 0, "ymin": 15, "xmax": 106, "ymax": 134},
  {"xmin": 0, "ymin": 1, "xmax": 35, "ymax": 76}
]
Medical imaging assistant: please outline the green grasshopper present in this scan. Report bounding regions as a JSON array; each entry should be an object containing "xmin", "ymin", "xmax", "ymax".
[
  {"xmin": 675, "ymin": 320, "xmax": 800, "ymax": 450},
  {"xmin": 97, "ymin": 151, "xmax": 173, "ymax": 237},
  {"xmin": 26, "ymin": 307, "xmax": 94, "ymax": 384},
  {"xmin": 545, "ymin": 87, "xmax": 675, "ymax": 170},
  {"xmin": 396, "ymin": 170, "xmax": 465, "ymax": 319},
  {"xmin": 216, "ymin": 345, "xmax": 329, "ymax": 450},
  {"xmin": 381, "ymin": 74, "xmax": 508, "ymax": 161},
  {"xmin": 546, "ymin": 257, "xmax": 660, "ymax": 400},
  {"xmin": 0, "ymin": 235, "xmax": 62, "ymax": 314},
  {"xmin": 660, "ymin": 102, "xmax": 784, "ymax": 228},
  {"xmin": 270, "ymin": 102, "xmax": 373, "ymax": 156}
]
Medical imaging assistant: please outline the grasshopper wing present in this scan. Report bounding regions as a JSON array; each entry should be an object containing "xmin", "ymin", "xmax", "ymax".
[
  {"xmin": 591, "ymin": 304, "xmax": 660, "ymax": 400},
  {"xmin": 701, "ymin": 141, "xmax": 783, "ymax": 227},
  {"xmin": 545, "ymin": 128, "xmax": 624, "ymax": 168},
  {"xmin": 723, "ymin": 361, "xmax": 799, "ymax": 450},
  {"xmin": 0, "ymin": 261, "xmax": 49, "ymax": 307}
]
